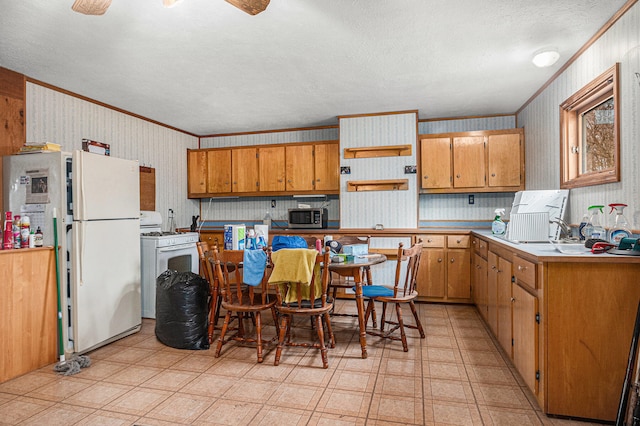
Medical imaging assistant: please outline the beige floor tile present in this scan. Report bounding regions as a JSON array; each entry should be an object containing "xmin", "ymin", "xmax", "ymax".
[
  {"xmin": 145, "ymin": 392, "xmax": 214, "ymax": 424},
  {"xmin": 194, "ymin": 397, "xmax": 262, "ymax": 425},
  {"xmin": 456, "ymin": 335, "xmax": 499, "ymax": 352},
  {"xmin": 455, "ymin": 326, "xmax": 492, "ymax": 339},
  {"xmin": 136, "ymin": 351, "xmax": 188, "ymax": 369},
  {"xmin": 286, "ymin": 363, "xmax": 336, "ymax": 387},
  {"xmin": 133, "ymin": 336, "xmax": 170, "ymax": 350},
  {"xmin": 244, "ymin": 358, "xmax": 295, "ymax": 381},
  {"xmin": 465, "ymin": 364, "xmax": 518, "ymax": 386},
  {"xmin": 103, "ymin": 387, "xmax": 173, "ymax": 416},
  {"xmin": 0, "ymin": 396, "xmax": 55, "ymax": 424},
  {"xmin": 102, "ymin": 364, "xmax": 164, "ymax": 386},
  {"xmin": 179, "ymin": 372, "xmax": 236, "ymax": 398},
  {"xmin": 74, "ymin": 409, "xmax": 140, "ymax": 425},
  {"xmin": 62, "ymin": 381, "xmax": 133, "ymax": 409},
  {"xmin": 307, "ymin": 411, "xmax": 367, "ymax": 425},
  {"xmin": 0, "ymin": 371, "xmax": 57, "ymax": 395},
  {"xmin": 171, "ymin": 354, "xmax": 222, "ymax": 373},
  {"xmin": 478, "ymin": 404, "xmax": 543, "ymax": 425},
  {"xmin": 71, "ymin": 359, "xmax": 128, "ymax": 381},
  {"xmin": 374, "ymin": 374, "xmax": 422, "ymax": 398},
  {"xmin": 315, "ymin": 388, "xmax": 372, "ymax": 417},
  {"xmin": 424, "ymin": 377, "xmax": 476, "ymax": 403},
  {"xmin": 111, "ymin": 332, "xmax": 155, "ymax": 347},
  {"xmin": 423, "ymin": 346, "xmax": 463, "ymax": 364},
  {"xmin": 337, "ymin": 355, "xmax": 382, "ymax": 373},
  {"xmin": 426, "ymin": 400, "xmax": 484, "ymax": 425},
  {"xmin": 470, "ymin": 382, "xmax": 533, "ymax": 409},
  {"xmin": 328, "ymin": 369, "xmax": 377, "ymax": 393},
  {"xmin": 104, "ymin": 347, "xmax": 158, "ymax": 364},
  {"xmin": 423, "ymin": 361, "xmax": 468, "ymax": 381},
  {"xmin": 87, "ymin": 343, "xmax": 124, "ymax": 360},
  {"xmin": 224, "ymin": 377, "xmax": 281, "ymax": 404},
  {"xmin": 266, "ymin": 382, "xmax": 324, "ymax": 410},
  {"xmin": 378, "ymin": 355, "xmax": 422, "ymax": 376},
  {"xmin": 139, "ymin": 369, "xmax": 199, "ymax": 392},
  {"xmin": 460, "ymin": 349, "xmax": 508, "ymax": 367},
  {"xmin": 205, "ymin": 357, "xmax": 255, "ymax": 377},
  {"xmin": 424, "ymin": 334, "xmax": 458, "ymax": 349},
  {"xmin": 19, "ymin": 402, "xmax": 94, "ymax": 425},
  {"xmin": 249, "ymin": 406, "xmax": 313, "ymax": 426},
  {"xmin": 368, "ymin": 393, "xmax": 424, "ymax": 424},
  {"xmin": 25, "ymin": 376, "xmax": 94, "ymax": 402}
]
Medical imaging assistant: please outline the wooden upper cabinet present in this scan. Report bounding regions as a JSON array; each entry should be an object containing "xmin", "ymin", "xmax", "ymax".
[
  {"xmin": 258, "ymin": 145, "xmax": 285, "ymax": 191},
  {"xmin": 488, "ymin": 133, "xmax": 522, "ymax": 188},
  {"xmin": 286, "ymin": 144, "xmax": 314, "ymax": 191},
  {"xmin": 420, "ymin": 137, "xmax": 451, "ymax": 189},
  {"xmin": 232, "ymin": 147, "xmax": 258, "ymax": 192},
  {"xmin": 314, "ymin": 143, "xmax": 339, "ymax": 191},
  {"xmin": 207, "ymin": 149, "xmax": 231, "ymax": 193},
  {"xmin": 419, "ymin": 128, "xmax": 524, "ymax": 194},
  {"xmin": 187, "ymin": 140, "xmax": 339, "ymax": 198},
  {"xmin": 453, "ymin": 136, "xmax": 485, "ymax": 188},
  {"xmin": 187, "ymin": 149, "xmax": 208, "ymax": 196}
]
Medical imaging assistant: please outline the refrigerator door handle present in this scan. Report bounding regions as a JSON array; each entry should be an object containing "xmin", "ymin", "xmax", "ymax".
[{"xmin": 73, "ymin": 224, "xmax": 85, "ymax": 286}]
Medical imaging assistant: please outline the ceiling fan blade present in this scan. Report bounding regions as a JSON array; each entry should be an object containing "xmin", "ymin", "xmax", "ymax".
[
  {"xmin": 71, "ymin": 0, "xmax": 112, "ymax": 15},
  {"xmin": 224, "ymin": 0, "xmax": 270, "ymax": 15}
]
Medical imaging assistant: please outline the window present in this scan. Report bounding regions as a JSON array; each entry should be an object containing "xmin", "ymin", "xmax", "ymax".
[{"xmin": 560, "ymin": 63, "xmax": 620, "ymax": 189}]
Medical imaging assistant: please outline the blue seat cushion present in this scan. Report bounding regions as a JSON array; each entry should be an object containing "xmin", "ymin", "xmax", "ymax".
[{"xmin": 355, "ymin": 285, "xmax": 394, "ymax": 298}]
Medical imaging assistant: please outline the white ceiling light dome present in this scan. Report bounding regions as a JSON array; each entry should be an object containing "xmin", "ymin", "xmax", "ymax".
[{"xmin": 532, "ymin": 48, "xmax": 560, "ymax": 67}]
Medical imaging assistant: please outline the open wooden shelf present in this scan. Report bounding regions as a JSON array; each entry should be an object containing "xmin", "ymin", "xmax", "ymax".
[
  {"xmin": 347, "ymin": 179, "xmax": 409, "ymax": 192},
  {"xmin": 344, "ymin": 144, "xmax": 412, "ymax": 159}
]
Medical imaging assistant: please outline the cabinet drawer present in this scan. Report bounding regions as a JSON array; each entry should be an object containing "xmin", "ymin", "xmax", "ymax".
[
  {"xmin": 513, "ymin": 256, "xmax": 536, "ymax": 288},
  {"xmin": 472, "ymin": 237, "xmax": 488, "ymax": 258},
  {"xmin": 447, "ymin": 235, "xmax": 470, "ymax": 249},
  {"xmin": 417, "ymin": 235, "xmax": 445, "ymax": 248}
]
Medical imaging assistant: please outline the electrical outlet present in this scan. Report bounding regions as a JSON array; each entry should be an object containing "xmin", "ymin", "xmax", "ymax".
[
  {"xmin": 468, "ymin": 195, "xmax": 474, "ymax": 205},
  {"xmin": 271, "ymin": 199, "xmax": 276, "ymax": 208},
  {"xmin": 404, "ymin": 165, "xmax": 417, "ymax": 174}
]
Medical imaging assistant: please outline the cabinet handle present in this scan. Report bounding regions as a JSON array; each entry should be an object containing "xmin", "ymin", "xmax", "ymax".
[
  {"xmin": 511, "ymin": 297, "xmax": 515, "ymax": 303},
  {"xmin": 472, "ymin": 240, "xmax": 477, "ymax": 245},
  {"xmin": 456, "ymin": 239, "xmax": 461, "ymax": 244},
  {"xmin": 497, "ymin": 269, "xmax": 502, "ymax": 273},
  {"xmin": 427, "ymin": 238, "xmax": 433, "ymax": 243},
  {"xmin": 491, "ymin": 173, "xmax": 496, "ymax": 177},
  {"xmin": 456, "ymin": 174, "xmax": 461, "ymax": 178},
  {"xmin": 450, "ymin": 258, "xmax": 455, "ymax": 263},
  {"xmin": 518, "ymin": 265, "xmax": 527, "ymax": 271},
  {"xmin": 491, "ymin": 265, "xmax": 497, "ymax": 270},
  {"xmin": 438, "ymin": 258, "xmax": 443, "ymax": 263},
  {"xmin": 424, "ymin": 175, "xmax": 428, "ymax": 180}
]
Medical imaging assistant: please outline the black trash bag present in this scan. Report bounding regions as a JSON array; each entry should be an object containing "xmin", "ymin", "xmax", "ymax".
[{"xmin": 155, "ymin": 270, "xmax": 210, "ymax": 350}]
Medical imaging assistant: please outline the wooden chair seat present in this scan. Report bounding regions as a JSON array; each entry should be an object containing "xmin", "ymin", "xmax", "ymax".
[
  {"xmin": 270, "ymin": 248, "xmax": 335, "ymax": 368},
  {"xmin": 363, "ymin": 241, "xmax": 425, "ymax": 352},
  {"xmin": 212, "ymin": 248, "xmax": 278, "ymax": 363}
]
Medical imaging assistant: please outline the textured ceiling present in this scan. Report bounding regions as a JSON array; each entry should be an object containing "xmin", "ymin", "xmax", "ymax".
[{"xmin": 0, "ymin": 0, "xmax": 629, "ymax": 135}]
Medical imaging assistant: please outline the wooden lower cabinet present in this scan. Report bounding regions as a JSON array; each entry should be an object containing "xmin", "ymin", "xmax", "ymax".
[
  {"xmin": 199, "ymin": 231, "xmax": 225, "ymax": 251},
  {"xmin": 416, "ymin": 234, "xmax": 470, "ymax": 302},
  {"xmin": 0, "ymin": 248, "xmax": 57, "ymax": 383},
  {"xmin": 473, "ymin": 233, "xmax": 640, "ymax": 422}
]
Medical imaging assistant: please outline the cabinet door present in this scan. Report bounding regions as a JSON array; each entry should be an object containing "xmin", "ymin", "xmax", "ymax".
[
  {"xmin": 286, "ymin": 145, "xmax": 314, "ymax": 191},
  {"xmin": 512, "ymin": 283, "xmax": 538, "ymax": 395},
  {"xmin": 314, "ymin": 143, "xmax": 339, "ymax": 191},
  {"xmin": 420, "ymin": 137, "xmax": 451, "ymax": 189},
  {"xmin": 487, "ymin": 252, "xmax": 499, "ymax": 335},
  {"xmin": 199, "ymin": 232, "xmax": 225, "ymax": 252},
  {"xmin": 488, "ymin": 133, "xmax": 521, "ymax": 187},
  {"xmin": 187, "ymin": 150, "xmax": 208, "ymax": 196},
  {"xmin": 473, "ymin": 254, "xmax": 488, "ymax": 321},
  {"xmin": 447, "ymin": 249, "xmax": 470, "ymax": 299},
  {"xmin": 417, "ymin": 248, "xmax": 446, "ymax": 298},
  {"xmin": 453, "ymin": 136, "xmax": 485, "ymax": 188},
  {"xmin": 207, "ymin": 149, "xmax": 232, "ymax": 193},
  {"xmin": 232, "ymin": 147, "xmax": 258, "ymax": 192},
  {"xmin": 497, "ymin": 256, "xmax": 513, "ymax": 357},
  {"xmin": 259, "ymin": 146, "xmax": 285, "ymax": 191}
]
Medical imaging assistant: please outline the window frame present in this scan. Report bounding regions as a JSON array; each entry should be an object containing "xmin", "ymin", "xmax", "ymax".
[{"xmin": 560, "ymin": 63, "xmax": 620, "ymax": 189}]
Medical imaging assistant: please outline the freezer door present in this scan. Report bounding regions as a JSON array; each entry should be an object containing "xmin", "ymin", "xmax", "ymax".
[
  {"xmin": 72, "ymin": 150, "xmax": 140, "ymax": 221},
  {"xmin": 71, "ymin": 218, "xmax": 141, "ymax": 353}
]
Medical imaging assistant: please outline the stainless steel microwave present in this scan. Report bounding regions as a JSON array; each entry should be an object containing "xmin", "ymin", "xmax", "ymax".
[{"xmin": 288, "ymin": 208, "xmax": 328, "ymax": 229}]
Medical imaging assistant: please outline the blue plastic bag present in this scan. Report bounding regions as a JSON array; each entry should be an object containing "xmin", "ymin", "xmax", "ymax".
[{"xmin": 271, "ymin": 235, "xmax": 308, "ymax": 251}]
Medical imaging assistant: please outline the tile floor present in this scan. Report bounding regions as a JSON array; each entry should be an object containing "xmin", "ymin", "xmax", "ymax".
[{"xmin": 0, "ymin": 301, "xmax": 605, "ymax": 425}]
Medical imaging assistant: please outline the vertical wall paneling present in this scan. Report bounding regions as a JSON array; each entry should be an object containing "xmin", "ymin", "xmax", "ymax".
[
  {"xmin": 517, "ymin": 3, "xmax": 640, "ymax": 228},
  {"xmin": 339, "ymin": 112, "xmax": 418, "ymax": 229},
  {"xmin": 25, "ymin": 83, "xmax": 200, "ymax": 230}
]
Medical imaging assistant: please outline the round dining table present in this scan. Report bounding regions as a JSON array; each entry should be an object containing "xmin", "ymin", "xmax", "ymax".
[{"xmin": 328, "ymin": 253, "xmax": 387, "ymax": 359}]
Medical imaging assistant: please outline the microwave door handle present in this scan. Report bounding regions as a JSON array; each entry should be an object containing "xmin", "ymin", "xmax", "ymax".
[{"xmin": 158, "ymin": 243, "xmax": 196, "ymax": 253}]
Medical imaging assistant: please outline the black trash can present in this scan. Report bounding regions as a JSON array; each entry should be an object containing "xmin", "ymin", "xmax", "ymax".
[{"xmin": 155, "ymin": 270, "xmax": 210, "ymax": 350}]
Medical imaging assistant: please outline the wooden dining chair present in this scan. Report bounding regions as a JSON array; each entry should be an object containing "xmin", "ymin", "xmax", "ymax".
[
  {"xmin": 362, "ymin": 241, "xmax": 425, "ymax": 352},
  {"xmin": 269, "ymin": 247, "xmax": 335, "ymax": 368},
  {"xmin": 196, "ymin": 241, "xmax": 220, "ymax": 344},
  {"xmin": 327, "ymin": 235, "xmax": 377, "ymax": 327},
  {"xmin": 212, "ymin": 248, "xmax": 278, "ymax": 363}
]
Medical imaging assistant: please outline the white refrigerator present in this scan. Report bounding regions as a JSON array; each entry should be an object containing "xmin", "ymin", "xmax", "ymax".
[{"xmin": 3, "ymin": 150, "xmax": 141, "ymax": 355}]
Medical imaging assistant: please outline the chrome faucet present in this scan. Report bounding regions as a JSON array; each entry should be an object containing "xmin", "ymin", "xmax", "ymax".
[{"xmin": 551, "ymin": 218, "xmax": 576, "ymax": 241}]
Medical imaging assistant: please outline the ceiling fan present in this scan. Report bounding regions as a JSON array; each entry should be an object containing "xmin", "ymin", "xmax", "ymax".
[{"xmin": 71, "ymin": 0, "xmax": 270, "ymax": 16}]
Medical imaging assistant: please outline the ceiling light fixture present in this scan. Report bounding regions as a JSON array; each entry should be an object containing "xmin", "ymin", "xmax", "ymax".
[
  {"xmin": 163, "ymin": 0, "xmax": 183, "ymax": 8},
  {"xmin": 71, "ymin": 0, "xmax": 112, "ymax": 15},
  {"xmin": 532, "ymin": 48, "xmax": 560, "ymax": 68},
  {"xmin": 224, "ymin": 0, "xmax": 270, "ymax": 15}
]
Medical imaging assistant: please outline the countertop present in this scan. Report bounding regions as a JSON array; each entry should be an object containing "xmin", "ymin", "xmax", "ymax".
[{"xmin": 472, "ymin": 230, "xmax": 640, "ymax": 263}]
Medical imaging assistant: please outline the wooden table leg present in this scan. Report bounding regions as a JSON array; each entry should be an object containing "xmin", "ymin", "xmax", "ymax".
[{"xmin": 353, "ymin": 269, "xmax": 368, "ymax": 359}]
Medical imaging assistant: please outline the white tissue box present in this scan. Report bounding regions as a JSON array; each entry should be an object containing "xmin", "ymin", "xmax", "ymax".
[{"xmin": 342, "ymin": 244, "xmax": 368, "ymax": 256}]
